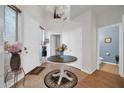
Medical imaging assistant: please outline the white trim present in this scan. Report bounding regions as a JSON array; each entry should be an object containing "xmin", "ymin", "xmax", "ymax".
[
  {"xmin": 97, "ymin": 23, "xmax": 121, "ymax": 31},
  {"xmin": 81, "ymin": 68, "xmax": 96, "ymax": 74},
  {"xmin": 119, "ymin": 16, "xmax": 124, "ymax": 77},
  {"xmin": 67, "ymin": 64, "xmax": 96, "ymax": 74},
  {"xmin": 100, "ymin": 61, "xmax": 118, "ymax": 65}
]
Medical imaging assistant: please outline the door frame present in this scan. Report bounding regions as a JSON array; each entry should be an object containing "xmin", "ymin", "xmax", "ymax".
[
  {"xmin": 0, "ymin": 6, "xmax": 5, "ymax": 87},
  {"xmin": 50, "ymin": 34, "xmax": 62, "ymax": 56},
  {"xmin": 96, "ymin": 23, "xmax": 124, "ymax": 77}
]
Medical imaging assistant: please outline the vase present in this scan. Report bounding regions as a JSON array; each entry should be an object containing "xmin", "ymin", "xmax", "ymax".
[
  {"xmin": 10, "ymin": 53, "xmax": 21, "ymax": 71},
  {"xmin": 61, "ymin": 51, "xmax": 64, "ymax": 56},
  {"xmin": 57, "ymin": 52, "xmax": 64, "ymax": 56}
]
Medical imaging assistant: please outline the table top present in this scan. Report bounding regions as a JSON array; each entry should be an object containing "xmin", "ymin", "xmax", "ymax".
[{"xmin": 47, "ymin": 55, "xmax": 77, "ymax": 63}]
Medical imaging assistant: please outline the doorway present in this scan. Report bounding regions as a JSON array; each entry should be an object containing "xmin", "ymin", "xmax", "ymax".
[
  {"xmin": 39, "ymin": 29, "xmax": 45, "ymax": 64},
  {"xmin": 97, "ymin": 24, "xmax": 120, "ymax": 75},
  {"xmin": 50, "ymin": 35, "xmax": 61, "ymax": 56}
]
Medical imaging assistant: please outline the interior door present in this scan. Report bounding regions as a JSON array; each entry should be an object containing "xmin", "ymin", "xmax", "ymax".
[
  {"xmin": 23, "ymin": 13, "xmax": 40, "ymax": 73},
  {"xmin": 50, "ymin": 35, "xmax": 61, "ymax": 56},
  {"xmin": 0, "ymin": 6, "xmax": 5, "ymax": 87},
  {"xmin": 50, "ymin": 35, "xmax": 56, "ymax": 55}
]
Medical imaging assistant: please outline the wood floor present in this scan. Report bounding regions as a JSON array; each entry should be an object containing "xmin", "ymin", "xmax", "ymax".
[
  {"xmin": 100, "ymin": 63, "xmax": 118, "ymax": 75},
  {"xmin": 15, "ymin": 62, "xmax": 124, "ymax": 88},
  {"xmin": 76, "ymin": 70, "xmax": 123, "ymax": 88}
]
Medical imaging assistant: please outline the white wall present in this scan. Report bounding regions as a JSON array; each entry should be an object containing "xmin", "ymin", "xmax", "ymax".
[
  {"xmin": 45, "ymin": 19, "xmax": 83, "ymax": 70},
  {"xmin": 62, "ymin": 28, "xmax": 83, "ymax": 69},
  {"xmin": 73, "ymin": 10, "xmax": 97, "ymax": 74}
]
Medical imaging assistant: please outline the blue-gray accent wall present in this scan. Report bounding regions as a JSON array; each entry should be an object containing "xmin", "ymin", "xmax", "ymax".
[{"xmin": 99, "ymin": 25, "xmax": 119, "ymax": 63}]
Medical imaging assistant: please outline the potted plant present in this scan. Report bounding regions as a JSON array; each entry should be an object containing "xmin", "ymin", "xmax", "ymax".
[{"xmin": 115, "ymin": 55, "xmax": 119, "ymax": 64}]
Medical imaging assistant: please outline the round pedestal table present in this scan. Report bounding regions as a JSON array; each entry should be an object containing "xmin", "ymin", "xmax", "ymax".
[{"xmin": 47, "ymin": 55, "xmax": 77, "ymax": 85}]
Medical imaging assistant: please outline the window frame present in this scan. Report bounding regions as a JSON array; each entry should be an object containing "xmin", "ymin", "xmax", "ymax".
[{"xmin": 4, "ymin": 5, "xmax": 21, "ymax": 42}]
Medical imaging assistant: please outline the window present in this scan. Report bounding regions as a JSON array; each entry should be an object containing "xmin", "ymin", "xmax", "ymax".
[{"xmin": 4, "ymin": 6, "xmax": 18, "ymax": 43}]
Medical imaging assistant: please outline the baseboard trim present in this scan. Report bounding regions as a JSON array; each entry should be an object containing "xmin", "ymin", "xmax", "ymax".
[
  {"xmin": 120, "ymin": 73, "xmax": 124, "ymax": 77},
  {"xmin": 66, "ymin": 64, "xmax": 96, "ymax": 74},
  {"xmin": 81, "ymin": 68, "xmax": 96, "ymax": 74},
  {"xmin": 101, "ymin": 61, "xmax": 118, "ymax": 65}
]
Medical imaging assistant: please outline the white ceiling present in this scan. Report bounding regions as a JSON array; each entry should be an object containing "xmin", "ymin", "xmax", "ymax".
[
  {"xmin": 42, "ymin": 5, "xmax": 124, "ymax": 19},
  {"xmin": 70, "ymin": 5, "xmax": 124, "ymax": 19},
  {"xmin": 41, "ymin": 5, "xmax": 124, "ymax": 30},
  {"xmin": 45, "ymin": 19, "xmax": 81, "ymax": 31}
]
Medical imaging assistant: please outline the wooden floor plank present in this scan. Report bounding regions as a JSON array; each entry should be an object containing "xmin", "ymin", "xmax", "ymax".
[
  {"xmin": 76, "ymin": 70, "xmax": 123, "ymax": 88},
  {"xmin": 15, "ymin": 62, "xmax": 124, "ymax": 88}
]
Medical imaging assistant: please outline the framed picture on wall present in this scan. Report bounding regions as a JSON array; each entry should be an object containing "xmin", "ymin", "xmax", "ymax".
[
  {"xmin": 105, "ymin": 37, "xmax": 112, "ymax": 43},
  {"xmin": 44, "ymin": 38, "xmax": 49, "ymax": 44}
]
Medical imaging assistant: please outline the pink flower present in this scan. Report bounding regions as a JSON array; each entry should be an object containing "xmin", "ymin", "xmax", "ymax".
[{"xmin": 6, "ymin": 42, "xmax": 22, "ymax": 53}]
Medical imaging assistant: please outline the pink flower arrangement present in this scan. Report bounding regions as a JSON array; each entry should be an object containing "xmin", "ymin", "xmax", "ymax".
[{"xmin": 4, "ymin": 41, "xmax": 22, "ymax": 54}]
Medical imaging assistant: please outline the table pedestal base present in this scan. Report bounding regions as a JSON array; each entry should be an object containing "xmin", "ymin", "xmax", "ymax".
[{"xmin": 52, "ymin": 64, "xmax": 73, "ymax": 85}]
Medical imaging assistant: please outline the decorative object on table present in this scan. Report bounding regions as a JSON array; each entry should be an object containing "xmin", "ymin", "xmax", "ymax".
[
  {"xmin": 4, "ymin": 41, "xmax": 26, "ymax": 87},
  {"xmin": 56, "ymin": 43, "xmax": 67, "ymax": 55},
  {"xmin": 4, "ymin": 41, "xmax": 22, "ymax": 71},
  {"xmin": 44, "ymin": 69, "xmax": 78, "ymax": 88},
  {"xmin": 115, "ymin": 55, "xmax": 119, "ymax": 64},
  {"xmin": 105, "ymin": 37, "xmax": 112, "ymax": 43}
]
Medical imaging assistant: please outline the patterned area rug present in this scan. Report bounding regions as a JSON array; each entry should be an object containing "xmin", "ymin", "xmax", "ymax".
[{"xmin": 44, "ymin": 69, "xmax": 78, "ymax": 88}]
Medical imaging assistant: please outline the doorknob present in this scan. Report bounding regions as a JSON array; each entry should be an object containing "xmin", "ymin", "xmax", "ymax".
[
  {"xmin": 24, "ymin": 47, "xmax": 27, "ymax": 50},
  {"xmin": 24, "ymin": 47, "xmax": 28, "ymax": 54},
  {"xmin": 25, "ymin": 51, "xmax": 28, "ymax": 54}
]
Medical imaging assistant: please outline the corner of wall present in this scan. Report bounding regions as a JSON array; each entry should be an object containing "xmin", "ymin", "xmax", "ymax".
[{"xmin": 81, "ymin": 67, "xmax": 97, "ymax": 74}]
